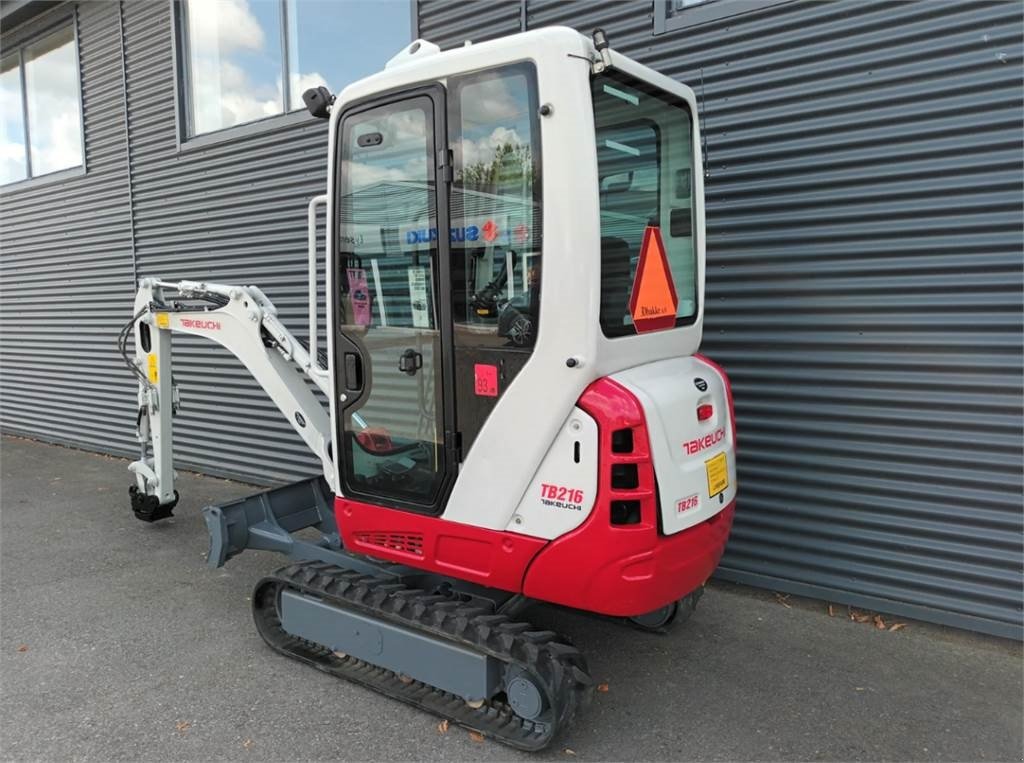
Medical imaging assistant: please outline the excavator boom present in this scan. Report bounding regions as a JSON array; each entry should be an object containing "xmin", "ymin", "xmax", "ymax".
[{"xmin": 126, "ymin": 272, "xmax": 334, "ymax": 518}]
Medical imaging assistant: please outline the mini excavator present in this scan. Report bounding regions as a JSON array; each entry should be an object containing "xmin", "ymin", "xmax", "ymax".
[{"xmin": 123, "ymin": 27, "xmax": 737, "ymax": 750}]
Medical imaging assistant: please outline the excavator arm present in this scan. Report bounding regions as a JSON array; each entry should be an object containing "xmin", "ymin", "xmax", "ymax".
[{"xmin": 124, "ymin": 274, "xmax": 334, "ymax": 521}]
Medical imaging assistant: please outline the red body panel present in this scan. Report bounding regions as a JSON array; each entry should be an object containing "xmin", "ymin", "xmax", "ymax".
[
  {"xmin": 524, "ymin": 500, "xmax": 735, "ymax": 616},
  {"xmin": 335, "ymin": 366, "xmax": 736, "ymax": 617},
  {"xmin": 522, "ymin": 378, "xmax": 734, "ymax": 616},
  {"xmin": 336, "ymin": 497, "xmax": 546, "ymax": 592}
]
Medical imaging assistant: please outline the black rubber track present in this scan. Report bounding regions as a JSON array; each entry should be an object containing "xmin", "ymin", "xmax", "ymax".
[{"xmin": 252, "ymin": 561, "xmax": 592, "ymax": 751}]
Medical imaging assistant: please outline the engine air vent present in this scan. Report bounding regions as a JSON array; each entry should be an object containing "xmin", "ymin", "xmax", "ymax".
[
  {"xmin": 353, "ymin": 531, "xmax": 424, "ymax": 556},
  {"xmin": 611, "ymin": 428, "xmax": 634, "ymax": 453},
  {"xmin": 610, "ymin": 500, "xmax": 642, "ymax": 525},
  {"xmin": 611, "ymin": 463, "xmax": 639, "ymax": 489}
]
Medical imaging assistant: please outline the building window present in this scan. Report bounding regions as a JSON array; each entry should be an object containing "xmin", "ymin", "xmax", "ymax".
[
  {"xmin": 0, "ymin": 23, "xmax": 84, "ymax": 185},
  {"xmin": 179, "ymin": 0, "xmax": 412, "ymax": 138},
  {"xmin": 653, "ymin": 0, "xmax": 795, "ymax": 35}
]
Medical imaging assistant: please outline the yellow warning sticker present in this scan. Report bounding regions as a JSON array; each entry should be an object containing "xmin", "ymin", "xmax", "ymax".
[
  {"xmin": 155, "ymin": 312, "xmax": 170, "ymax": 329},
  {"xmin": 147, "ymin": 353, "xmax": 158, "ymax": 384},
  {"xmin": 705, "ymin": 451, "xmax": 729, "ymax": 497}
]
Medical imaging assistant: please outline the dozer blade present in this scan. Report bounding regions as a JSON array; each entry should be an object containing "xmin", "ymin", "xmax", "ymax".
[
  {"xmin": 203, "ymin": 476, "xmax": 334, "ymax": 568},
  {"xmin": 252, "ymin": 561, "xmax": 593, "ymax": 751}
]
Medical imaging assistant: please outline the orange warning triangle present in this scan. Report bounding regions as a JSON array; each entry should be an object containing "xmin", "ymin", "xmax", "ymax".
[{"xmin": 628, "ymin": 226, "xmax": 678, "ymax": 333}]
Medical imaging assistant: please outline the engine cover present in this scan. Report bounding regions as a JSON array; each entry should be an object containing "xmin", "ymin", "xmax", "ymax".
[{"xmin": 611, "ymin": 355, "xmax": 737, "ymax": 535}]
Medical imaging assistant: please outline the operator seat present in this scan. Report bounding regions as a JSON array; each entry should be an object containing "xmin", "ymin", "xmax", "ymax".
[{"xmin": 599, "ymin": 236, "xmax": 634, "ymax": 329}]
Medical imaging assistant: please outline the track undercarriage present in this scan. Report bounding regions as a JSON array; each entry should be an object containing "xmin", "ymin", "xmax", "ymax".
[
  {"xmin": 254, "ymin": 562, "xmax": 592, "ymax": 750},
  {"xmin": 195, "ymin": 476, "xmax": 597, "ymax": 750}
]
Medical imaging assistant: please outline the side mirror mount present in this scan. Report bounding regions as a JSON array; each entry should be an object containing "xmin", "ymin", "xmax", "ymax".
[{"xmin": 302, "ymin": 86, "xmax": 334, "ymax": 119}]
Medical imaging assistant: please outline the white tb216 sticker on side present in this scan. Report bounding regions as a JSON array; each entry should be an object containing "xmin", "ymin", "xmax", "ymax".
[{"xmin": 676, "ymin": 494, "xmax": 699, "ymax": 514}]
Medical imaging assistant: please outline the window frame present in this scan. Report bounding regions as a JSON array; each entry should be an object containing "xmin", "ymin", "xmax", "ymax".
[
  {"xmin": 653, "ymin": 0, "xmax": 796, "ymax": 35},
  {"xmin": 0, "ymin": 10, "xmax": 86, "ymax": 190},
  {"xmin": 172, "ymin": 0, "xmax": 413, "ymax": 150},
  {"xmin": 592, "ymin": 68, "xmax": 700, "ymax": 339}
]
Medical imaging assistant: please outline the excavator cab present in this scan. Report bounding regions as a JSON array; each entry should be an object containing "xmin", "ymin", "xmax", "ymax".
[
  {"xmin": 125, "ymin": 28, "xmax": 735, "ymax": 751},
  {"xmin": 333, "ymin": 59, "xmax": 544, "ymax": 505}
]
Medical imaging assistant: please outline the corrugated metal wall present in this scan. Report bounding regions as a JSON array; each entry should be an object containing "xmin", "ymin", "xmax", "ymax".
[
  {"xmin": 0, "ymin": 2, "xmax": 139, "ymax": 457},
  {"xmin": 1, "ymin": 0, "xmax": 328, "ymax": 484},
  {"xmin": 120, "ymin": 1, "xmax": 327, "ymax": 483},
  {"xmin": 1, "ymin": 0, "xmax": 1020, "ymax": 638},
  {"xmin": 420, "ymin": 0, "xmax": 1024, "ymax": 639}
]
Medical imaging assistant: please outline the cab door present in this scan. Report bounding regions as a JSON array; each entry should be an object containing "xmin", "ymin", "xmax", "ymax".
[{"xmin": 333, "ymin": 86, "xmax": 456, "ymax": 514}]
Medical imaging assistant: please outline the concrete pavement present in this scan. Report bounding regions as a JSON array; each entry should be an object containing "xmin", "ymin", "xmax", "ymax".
[{"xmin": 1, "ymin": 435, "xmax": 1021, "ymax": 761}]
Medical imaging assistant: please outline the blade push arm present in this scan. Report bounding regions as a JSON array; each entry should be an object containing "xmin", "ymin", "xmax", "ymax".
[{"xmin": 127, "ymin": 277, "xmax": 334, "ymax": 520}]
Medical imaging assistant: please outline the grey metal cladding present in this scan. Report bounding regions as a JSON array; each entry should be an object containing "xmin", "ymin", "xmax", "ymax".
[
  {"xmin": 421, "ymin": 0, "xmax": 1024, "ymax": 639},
  {"xmin": 0, "ymin": 1, "xmax": 139, "ymax": 458},
  {"xmin": 2, "ymin": 1, "xmax": 417, "ymax": 486},
  {"xmin": 121, "ymin": 0, "xmax": 327, "ymax": 484},
  {"xmin": 418, "ymin": 0, "xmax": 522, "ymax": 42}
]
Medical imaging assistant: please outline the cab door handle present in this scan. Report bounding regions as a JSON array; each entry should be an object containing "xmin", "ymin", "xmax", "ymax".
[
  {"xmin": 344, "ymin": 352, "xmax": 363, "ymax": 391},
  {"xmin": 398, "ymin": 349, "xmax": 423, "ymax": 376}
]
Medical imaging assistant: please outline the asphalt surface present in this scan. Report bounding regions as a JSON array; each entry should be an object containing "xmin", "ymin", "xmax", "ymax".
[{"xmin": 1, "ymin": 435, "xmax": 1021, "ymax": 762}]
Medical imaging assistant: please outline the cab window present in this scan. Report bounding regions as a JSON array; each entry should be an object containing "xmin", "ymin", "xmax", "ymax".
[
  {"xmin": 447, "ymin": 63, "xmax": 541, "ymax": 453},
  {"xmin": 448, "ymin": 63, "xmax": 541, "ymax": 348},
  {"xmin": 592, "ymin": 71, "xmax": 697, "ymax": 337}
]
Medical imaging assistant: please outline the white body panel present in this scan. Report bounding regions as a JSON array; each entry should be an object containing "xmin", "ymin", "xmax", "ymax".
[
  {"xmin": 612, "ymin": 357, "xmax": 736, "ymax": 534},
  {"xmin": 324, "ymin": 28, "xmax": 707, "ymax": 533},
  {"xmin": 505, "ymin": 407, "xmax": 598, "ymax": 539}
]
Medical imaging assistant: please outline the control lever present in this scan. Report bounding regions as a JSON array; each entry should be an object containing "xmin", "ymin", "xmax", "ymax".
[{"xmin": 398, "ymin": 348, "xmax": 423, "ymax": 376}]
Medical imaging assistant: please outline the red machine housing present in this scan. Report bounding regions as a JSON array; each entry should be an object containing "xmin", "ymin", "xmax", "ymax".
[{"xmin": 336, "ymin": 371, "xmax": 735, "ymax": 617}]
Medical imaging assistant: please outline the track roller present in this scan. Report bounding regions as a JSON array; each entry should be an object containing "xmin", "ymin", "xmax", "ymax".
[{"xmin": 628, "ymin": 585, "xmax": 705, "ymax": 632}]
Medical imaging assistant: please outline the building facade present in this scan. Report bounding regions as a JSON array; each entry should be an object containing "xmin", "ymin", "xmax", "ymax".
[{"xmin": 1, "ymin": 0, "xmax": 1021, "ymax": 639}]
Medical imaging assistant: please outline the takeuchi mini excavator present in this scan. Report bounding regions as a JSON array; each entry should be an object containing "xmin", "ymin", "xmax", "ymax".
[{"xmin": 123, "ymin": 27, "xmax": 736, "ymax": 750}]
